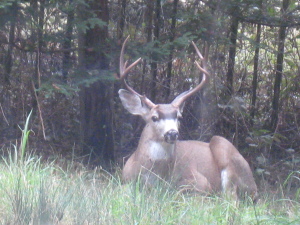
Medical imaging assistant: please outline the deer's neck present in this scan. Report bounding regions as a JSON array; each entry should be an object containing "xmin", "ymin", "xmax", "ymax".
[{"xmin": 137, "ymin": 125, "xmax": 175, "ymax": 161}]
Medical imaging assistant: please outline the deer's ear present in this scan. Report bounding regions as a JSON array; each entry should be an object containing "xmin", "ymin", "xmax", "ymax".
[
  {"xmin": 118, "ymin": 89, "xmax": 151, "ymax": 116},
  {"xmin": 179, "ymin": 102, "xmax": 185, "ymax": 114}
]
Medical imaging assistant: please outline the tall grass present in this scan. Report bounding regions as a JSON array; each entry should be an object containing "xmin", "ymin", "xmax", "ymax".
[
  {"xmin": 0, "ymin": 112, "xmax": 299, "ymax": 224},
  {"xmin": 0, "ymin": 153, "xmax": 299, "ymax": 225}
]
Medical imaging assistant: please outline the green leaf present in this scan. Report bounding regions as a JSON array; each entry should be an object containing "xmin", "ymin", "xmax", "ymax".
[
  {"xmin": 77, "ymin": 18, "xmax": 107, "ymax": 33},
  {"xmin": 19, "ymin": 110, "xmax": 33, "ymax": 162}
]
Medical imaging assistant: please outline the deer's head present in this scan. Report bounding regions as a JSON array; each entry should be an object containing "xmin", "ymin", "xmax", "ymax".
[{"xmin": 118, "ymin": 37, "xmax": 209, "ymax": 144}]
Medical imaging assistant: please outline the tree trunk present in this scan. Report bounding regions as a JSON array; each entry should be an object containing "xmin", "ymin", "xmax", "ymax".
[
  {"xmin": 164, "ymin": 0, "xmax": 178, "ymax": 102},
  {"xmin": 62, "ymin": 0, "xmax": 75, "ymax": 82},
  {"xmin": 1, "ymin": 1, "xmax": 18, "ymax": 134},
  {"xmin": 250, "ymin": 23, "xmax": 261, "ymax": 125},
  {"xmin": 223, "ymin": 13, "xmax": 239, "ymax": 144},
  {"xmin": 34, "ymin": 0, "xmax": 45, "ymax": 90},
  {"xmin": 270, "ymin": 0, "xmax": 289, "ymax": 131},
  {"xmin": 28, "ymin": 0, "xmax": 38, "ymax": 117},
  {"xmin": 78, "ymin": 0, "xmax": 115, "ymax": 167},
  {"xmin": 225, "ymin": 16, "xmax": 239, "ymax": 97},
  {"xmin": 117, "ymin": 0, "xmax": 127, "ymax": 41},
  {"xmin": 150, "ymin": 0, "xmax": 161, "ymax": 101},
  {"xmin": 4, "ymin": 1, "xmax": 18, "ymax": 86},
  {"xmin": 141, "ymin": 0, "xmax": 154, "ymax": 94}
]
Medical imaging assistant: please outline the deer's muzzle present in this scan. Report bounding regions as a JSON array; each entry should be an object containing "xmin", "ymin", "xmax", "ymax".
[{"xmin": 164, "ymin": 129, "xmax": 178, "ymax": 143}]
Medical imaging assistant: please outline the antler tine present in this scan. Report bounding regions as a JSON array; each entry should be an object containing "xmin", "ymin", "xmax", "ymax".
[
  {"xmin": 193, "ymin": 42, "xmax": 209, "ymax": 75},
  {"xmin": 119, "ymin": 36, "xmax": 142, "ymax": 97},
  {"xmin": 172, "ymin": 41, "xmax": 209, "ymax": 107},
  {"xmin": 192, "ymin": 41, "xmax": 204, "ymax": 60}
]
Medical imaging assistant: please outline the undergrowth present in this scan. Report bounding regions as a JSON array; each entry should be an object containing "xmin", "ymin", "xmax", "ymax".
[{"xmin": 0, "ymin": 151, "xmax": 299, "ymax": 225}]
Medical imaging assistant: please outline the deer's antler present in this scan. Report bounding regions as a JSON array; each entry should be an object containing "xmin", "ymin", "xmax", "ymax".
[
  {"xmin": 119, "ymin": 36, "xmax": 156, "ymax": 108},
  {"xmin": 172, "ymin": 41, "xmax": 209, "ymax": 107}
]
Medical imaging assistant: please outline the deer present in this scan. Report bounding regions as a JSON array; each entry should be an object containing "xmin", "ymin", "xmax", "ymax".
[{"xmin": 118, "ymin": 37, "xmax": 258, "ymax": 201}]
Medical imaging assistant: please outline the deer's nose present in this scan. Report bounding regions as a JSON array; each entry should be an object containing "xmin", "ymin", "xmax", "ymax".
[{"xmin": 164, "ymin": 129, "xmax": 178, "ymax": 143}]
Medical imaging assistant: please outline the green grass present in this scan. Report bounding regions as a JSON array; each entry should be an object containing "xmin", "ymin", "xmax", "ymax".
[
  {"xmin": 0, "ymin": 113, "xmax": 299, "ymax": 224},
  {"xmin": 0, "ymin": 151, "xmax": 299, "ymax": 225}
]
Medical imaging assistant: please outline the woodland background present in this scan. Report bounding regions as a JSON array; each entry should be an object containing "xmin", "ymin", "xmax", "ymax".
[{"xmin": 0, "ymin": 0, "xmax": 299, "ymax": 189}]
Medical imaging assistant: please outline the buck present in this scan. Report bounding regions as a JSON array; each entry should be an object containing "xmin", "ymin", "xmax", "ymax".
[{"xmin": 118, "ymin": 37, "xmax": 257, "ymax": 200}]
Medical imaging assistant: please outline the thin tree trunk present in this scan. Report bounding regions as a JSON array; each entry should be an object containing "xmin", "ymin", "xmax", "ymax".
[
  {"xmin": 33, "ymin": 0, "xmax": 46, "ymax": 139},
  {"xmin": 4, "ymin": 1, "xmax": 18, "ymax": 86},
  {"xmin": 150, "ymin": 0, "xmax": 161, "ymax": 101},
  {"xmin": 117, "ymin": 0, "xmax": 127, "ymax": 41},
  {"xmin": 141, "ymin": 0, "xmax": 154, "ymax": 94},
  {"xmin": 115, "ymin": 0, "xmax": 127, "ymax": 96},
  {"xmin": 250, "ymin": 23, "xmax": 261, "ymax": 125},
  {"xmin": 34, "ymin": 0, "xmax": 45, "ymax": 90},
  {"xmin": 62, "ymin": 0, "xmax": 75, "ymax": 82},
  {"xmin": 270, "ymin": 0, "xmax": 289, "ymax": 131},
  {"xmin": 29, "ymin": 0, "xmax": 38, "ymax": 114},
  {"xmin": 164, "ymin": 0, "xmax": 178, "ymax": 101},
  {"xmin": 225, "ymin": 14, "xmax": 239, "ymax": 144},
  {"xmin": 226, "ymin": 16, "xmax": 239, "ymax": 97}
]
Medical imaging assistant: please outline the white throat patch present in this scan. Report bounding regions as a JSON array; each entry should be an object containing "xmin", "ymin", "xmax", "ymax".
[{"xmin": 148, "ymin": 141, "xmax": 175, "ymax": 160}]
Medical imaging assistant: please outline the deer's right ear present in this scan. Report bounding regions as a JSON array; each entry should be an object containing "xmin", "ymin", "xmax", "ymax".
[{"xmin": 118, "ymin": 89, "xmax": 151, "ymax": 116}]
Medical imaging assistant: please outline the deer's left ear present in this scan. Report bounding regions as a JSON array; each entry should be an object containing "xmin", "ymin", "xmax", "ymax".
[
  {"xmin": 179, "ymin": 102, "xmax": 185, "ymax": 114},
  {"xmin": 118, "ymin": 89, "xmax": 151, "ymax": 117}
]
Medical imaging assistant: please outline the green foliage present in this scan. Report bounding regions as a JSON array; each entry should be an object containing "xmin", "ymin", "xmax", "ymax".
[
  {"xmin": 72, "ymin": 69, "xmax": 116, "ymax": 87},
  {"xmin": 0, "ymin": 0, "xmax": 16, "ymax": 8},
  {"xmin": 76, "ymin": 17, "xmax": 107, "ymax": 33},
  {"xmin": 38, "ymin": 81, "xmax": 79, "ymax": 98},
  {"xmin": 35, "ymin": 69, "xmax": 116, "ymax": 97},
  {"xmin": 19, "ymin": 110, "xmax": 32, "ymax": 163},
  {"xmin": 283, "ymin": 171, "xmax": 300, "ymax": 200}
]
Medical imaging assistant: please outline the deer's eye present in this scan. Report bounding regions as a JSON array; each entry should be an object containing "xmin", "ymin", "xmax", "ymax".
[
  {"xmin": 152, "ymin": 116, "xmax": 159, "ymax": 122},
  {"xmin": 178, "ymin": 116, "xmax": 183, "ymax": 122}
]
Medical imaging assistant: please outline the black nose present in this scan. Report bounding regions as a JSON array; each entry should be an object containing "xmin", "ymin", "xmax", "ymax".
[{"xmin": 164, "ymin": 129, "xmax": 178, "ymax": 143}]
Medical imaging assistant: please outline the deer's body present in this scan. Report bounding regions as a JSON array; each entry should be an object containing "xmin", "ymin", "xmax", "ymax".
[
  {"xmin": 174, "ymin": 140, "xmax": 221, "ymax": 193},
  {"xmin": 119, "ymin": 37, "xmax": 257, "ymax": 200},
  {"xmin": 122, "ymin": 142, "xmax": 175, "ymax": 185},
  {"xmin": 123, "ymin": 135, "xmax": 257, "ymax": 198}
]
